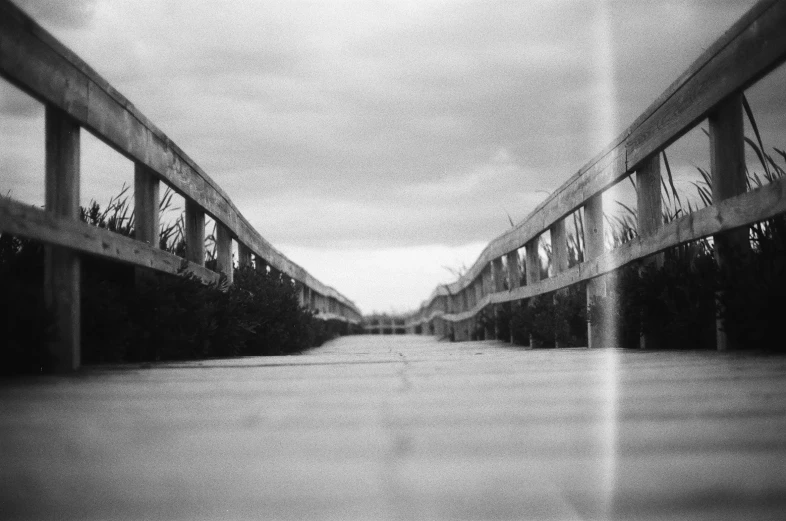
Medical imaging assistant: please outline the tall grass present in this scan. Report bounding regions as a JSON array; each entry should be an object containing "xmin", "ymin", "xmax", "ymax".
[
  {"xmin": 1, "ymin": 184, "xmax": 350, "ymax": 374},
  {"xmin": 79, "ymin": 183, "xmax": 220, "ymax": 262},
  {"xmin": 594, "ymin": 94, "xmax": 786, "ymax": 350}
]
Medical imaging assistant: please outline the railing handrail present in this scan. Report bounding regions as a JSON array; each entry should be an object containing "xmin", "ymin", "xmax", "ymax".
[
  {"xmin": 0, "ymin": 0, "xmax": 360, "ymax": 321},
  {"xmin": 406, "ymin": 0, "xmax": 786, "ymax": 329}
]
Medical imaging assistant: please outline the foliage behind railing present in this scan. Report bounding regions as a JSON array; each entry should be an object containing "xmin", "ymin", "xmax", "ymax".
[{"xmin": 0, "ymin": 0, "xmax": 361, "ymax": 370}]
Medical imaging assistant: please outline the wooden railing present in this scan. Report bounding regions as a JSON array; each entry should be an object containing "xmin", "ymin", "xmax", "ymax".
[
  {"xmin": 362, "ymin": 316, "xmax": 407, "ymax": 335},
  {"xmin": 404, "ymin": 0, "xmax": 786, "ymax": 348},
  {"xmin": 0, "ymin": 0, "xmax": 361, "ymax": 370}
]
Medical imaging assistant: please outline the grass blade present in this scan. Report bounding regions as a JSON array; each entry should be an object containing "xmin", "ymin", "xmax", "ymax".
[
  {"xmin": 742, "ymin": 94, "xmax": 771, "ymax": 178},
  {"xmin": 662, "ymin": 150, "xmax": 681, "ymax": 207}
]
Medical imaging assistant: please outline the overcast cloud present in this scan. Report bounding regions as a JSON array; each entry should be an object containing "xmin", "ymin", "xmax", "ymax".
[{"xmin": 4, "ymin": 0, "xmax": 782, "ymax": 313}]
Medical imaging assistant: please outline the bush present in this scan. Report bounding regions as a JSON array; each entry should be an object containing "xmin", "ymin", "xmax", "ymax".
[
  {"xmin": 2, "ymin": 216, "xmax": 344, "ymax": 373},
  {"xmin": 509, "ymin": 284, "xmax": 587, "ymax": 348},
  {"xmin": 717, "ymin": 221, "xmax": 786, "ymax": 351},
  {"xmin": 587, "ymin": 255, "xmax": 716, "ymax": 350},
  {"xmin": 0, "ymin": 234, "xmax": 57, "ymax": 375},
  {"xmin": 81, "ymin": 263, "xmax": 336, "ymax": 363},
  {"xmin": 586, "ymin": 231, "xmax": 784, "ymax": 351}
]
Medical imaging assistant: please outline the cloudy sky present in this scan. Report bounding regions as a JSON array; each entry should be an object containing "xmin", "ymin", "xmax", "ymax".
[{"xmin": 3, "ymin": 0, "xmax": 783, "ymax": 314}]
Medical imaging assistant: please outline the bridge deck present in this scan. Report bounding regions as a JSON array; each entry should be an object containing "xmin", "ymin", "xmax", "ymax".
[{"xmin": 2, "ymin": 336, "xmax": 785, "ymax": 520}]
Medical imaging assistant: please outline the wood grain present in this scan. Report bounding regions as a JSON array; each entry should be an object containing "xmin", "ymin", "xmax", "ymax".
[
  {"xmin": 710, "ymin": 94, "xmax": 749, "ymax": 351},
  {"xmin": 44, "ymin": 106, "xmax": 81, "ymax": 371},
  {"xmin": 215, "ymin": 221, "xmax": 233, "ymax": 284},
  {"xmin": 237, "ymin": 242, "xmax": 252, "ymax": 268},
  {"xmin": 526, "ymin": 238, "xmax": 541, "ymax": 286},
  {"xmin": 550, "ymin": 219, "xmax": 568, "ymax": 276},
  {"xmin": 2, "ymin": 336, "xmax": 784, "ymax": 520},
  {"xmin": 185, "ymin": 199, "xmax": 205, "ymax": 266},
  {"xmin": 134, "ymin": 163, "xmax": 160, "ymax": 247}
]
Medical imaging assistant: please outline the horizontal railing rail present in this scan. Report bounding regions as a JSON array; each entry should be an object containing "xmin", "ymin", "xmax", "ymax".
[
  {"xmin": 404, "ymin": 0, "xmax": 786, "ymax": 346},
  {"xmin": 0, "ymin": 0, "xmax": 361, "ymax": 369}
]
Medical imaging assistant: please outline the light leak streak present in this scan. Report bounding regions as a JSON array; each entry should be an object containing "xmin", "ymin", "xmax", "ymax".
[{"xmin": 594, "ymin": 0, "xmax": 620, "ymax": 517}]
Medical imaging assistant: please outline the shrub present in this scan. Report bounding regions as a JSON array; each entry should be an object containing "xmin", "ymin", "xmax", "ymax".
[
  {"xmin": 588, "ymin": 254, "xmax": 716, "ymax": 350},
  {"xmin": 81, "ymin": 263, "xmax": 335, "ymax": 363},
  {"xmin": 0, "ymin": 235, "xmax": 56, "ymax": 374},
  {"xmin": 1, "ymin": 190, "xmax": 345, "ymax": 374},
  {"xmin": 509, "ymin": 284, "xmax": 587, "ymax": 348}
]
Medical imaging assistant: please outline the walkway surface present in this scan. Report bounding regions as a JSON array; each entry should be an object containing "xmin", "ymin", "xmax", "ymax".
[{"xmin": 2, "ymin": 336, "xmax": 786, "ymax": 520}]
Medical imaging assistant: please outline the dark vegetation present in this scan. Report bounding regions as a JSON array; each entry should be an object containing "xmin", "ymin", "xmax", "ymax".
[{"xmin": 1, "ymin": 186, "xmax": 352, "ymax": 375}]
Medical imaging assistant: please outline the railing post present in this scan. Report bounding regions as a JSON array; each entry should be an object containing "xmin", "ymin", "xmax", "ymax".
[
  {"xmin": 525, "ymin": 238, "xmax": 541, "ymax": 286},
  {"xmin": 472, "ymin": 277, "xmax": 481, "ymax": 339},
  {"xmin": 507, "ymin": 251, "xmax": 521, "ymax": 289},
  {"xmin": 525, "ymin": 237, "xmax": 541, "ymax": 347},
  {"xmin": 492, "ymin": 257, "xmax": 505, "ymax": 340},
  {"xmin": 709, "ymin": 93, "xmax": 749, "ymax": 351},
  {"xmin": 134, "ymin": 163, "xmax": 160, "ymax": 286},
  {"xmin": 44, "ymin": 106, "xmax": 81, "ymax": 372},
  {"xmin": 506, "ymin": 250, "xmax": 521, "ymax": 344},
  {"xmin": 215, "ymin": 222, "xmax": 233, "ymax": 284},
  {"xmin": 457, "ymin": 288, "xmax": 467, "ymax": 341},
  {"xmin": 238, "ymin": 242, "xmax": 252, "ymax": 268},
  {"xmin": 585, "ymin": 195, "xmax": 605, "ymax": 348},
  {"xmin": 482, "ymin": 266, "xmax": 493, "ymax": 339},
  {"xmin": 550, "ymin": 221, "xmax": 569, "ymax": 275},
  {"xmin": 636, "ymin": 154, "xmax": 664, "ymax": 349},
  {"xmin": 134, "ymin": 164, "xmax": 160, "ymax": 247},
  {"xmin": 550, "ymin": 220, "xmax": 569, "ymax": 347},
  {"xmin": 185, "ymin": 200, "xmax": 205, "ymax": 266}
]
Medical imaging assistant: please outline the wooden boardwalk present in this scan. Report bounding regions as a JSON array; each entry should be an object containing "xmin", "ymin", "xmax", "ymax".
[{"xmin": 2, "ymin": 336, "xmax": 786, "ymax": 520}]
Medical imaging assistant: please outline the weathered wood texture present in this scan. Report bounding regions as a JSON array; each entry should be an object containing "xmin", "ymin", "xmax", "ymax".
[
  {"xmin": 585, "ymin": 195, "xmax": 606, "ymax": 348},
  {"xmin": 43, "ymin": 106, "xmax": 81, "ymax": 371},
  {"xmin": 636, "ymin": 154, "xmax": 664, "ymax": 349},
  {"xmin": 237, "ymin": 242, "xmax": 252, "ymax": 268},
  {"xmin": 0, "ymin": 0, "xmax": 360, "ymax": 322},
  {"xmin": 0, "ymin": 195, "xmax": 220, "ymax": 283},
  {"xmin": 710, "ymin": 94, "xmax": 750, "ymax": 351},
  {"xmin": 133, "ymin": 163, "xmax": 160, "ymax": 247},
  {"xmin": 2, "ymin": 336, "xmax": 785, "ymax": 520},
  {"xmin": 550, "ymin": 219, "xmax": 569, "ymax": 276},
  {"xmin": 184, "ymin": 199, "xmax": 206, "ymax": 266},
  {"xmin": 406, "ymin": 0, "xmax": 786, "ymax": 332},
  {"xmin": 525, "ymin": 238, "xmax": 541, "ymax": 286},
  {"xmin": 710, "ymin": 94, "xmax": 750, "ymax": 259},
  {"xmin": 215, "ymin": 222, "xmax": 233, "ymax": 284},
  {"xmin": 636, "ymin": 154, "xmax": 663, "ymax": 261}
]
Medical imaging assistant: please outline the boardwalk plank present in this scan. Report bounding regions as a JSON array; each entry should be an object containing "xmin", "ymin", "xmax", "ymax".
[{"xmin": 1, "ymin": 336, "xmax": 785, "ymax": 520}]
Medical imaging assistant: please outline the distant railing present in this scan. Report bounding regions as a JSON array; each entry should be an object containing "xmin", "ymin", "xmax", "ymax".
[
  {"xmin": 0, "ymin": 0, "xmax": 361, "ymax": 370},
  {"xmin": 404, "ymin": 0, "xmax": 786, "ymax": 348},
  {"xmin": 362, "ymin": 316, "xmax": 407, "ymax": 335}
]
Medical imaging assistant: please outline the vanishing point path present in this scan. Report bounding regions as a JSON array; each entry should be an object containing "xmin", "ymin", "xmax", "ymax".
[{"xmin": 3, "ymin": 336, "xmax": 786, "ymax": 520}]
